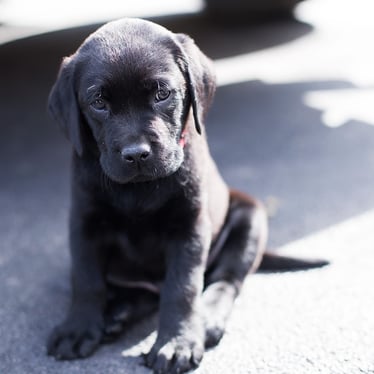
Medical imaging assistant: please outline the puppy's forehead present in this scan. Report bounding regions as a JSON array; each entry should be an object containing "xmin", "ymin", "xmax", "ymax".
[
  {"xmin": 78, "ymin": 18, "xmax": 179, "ymax": 75},
  {"xmin": 94, "ymin": 18, "xmax": 172, "ymax": 42}
]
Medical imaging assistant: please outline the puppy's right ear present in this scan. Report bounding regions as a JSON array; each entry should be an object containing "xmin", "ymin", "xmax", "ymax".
[{"xmin": 48, "ymin": 56, "xmax": 84, "ymax": 156}]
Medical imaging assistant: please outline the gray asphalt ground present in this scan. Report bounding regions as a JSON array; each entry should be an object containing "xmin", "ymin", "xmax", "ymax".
[{"xmin": 1, "ymin": 0, "xmax": 374, "ymax": 373}]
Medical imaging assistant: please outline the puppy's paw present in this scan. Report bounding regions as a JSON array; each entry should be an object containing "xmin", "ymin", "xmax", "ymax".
[
  {"xmin": 144, "ymin": 335, "xmax": 204, "ymax": 374},
  {"xmin": 47, "ymin": 318, "xmax": 103, "ymax": 360}
]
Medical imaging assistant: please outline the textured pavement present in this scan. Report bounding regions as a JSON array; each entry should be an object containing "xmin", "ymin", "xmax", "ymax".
[{"xmin": 1, "ymin": 0, "xmax": 374, "ymax": 373}]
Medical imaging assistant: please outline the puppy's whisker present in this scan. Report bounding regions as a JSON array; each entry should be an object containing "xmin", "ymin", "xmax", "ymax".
[
  {"xmin": 99, "ymin": 171, "xmax": 105, "ymax": 191},
  {"xmin": 100, "ymin": 171, "xmax": 112, "ymax": 192}
]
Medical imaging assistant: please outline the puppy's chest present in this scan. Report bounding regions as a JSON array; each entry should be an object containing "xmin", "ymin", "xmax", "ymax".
[
  {"xmin": 106, "ymin": 216, "xmax": 177, "ymax": 289},
  {"xmin": 104, "ymin": 198, "xmax": 189, "ymax": 280},
  {"xmin": 99, "ymin": 179, "xmax": 197, "ymax": 285}
]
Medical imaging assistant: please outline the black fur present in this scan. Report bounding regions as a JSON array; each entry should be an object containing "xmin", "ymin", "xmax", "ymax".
[{"xmin": 47, "ymin": 18, "xmax": 269, "ymax": 373}]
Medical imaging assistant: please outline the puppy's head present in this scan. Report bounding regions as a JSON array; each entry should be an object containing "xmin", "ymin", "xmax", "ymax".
[{"xmin": 48, "ymin": 18, "xmax": 215, "ymax": 184}]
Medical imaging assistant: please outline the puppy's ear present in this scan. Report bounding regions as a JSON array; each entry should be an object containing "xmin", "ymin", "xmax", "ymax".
[
  {"xmin": 174, "ymin": 34, "xmax": 216, "ymax": 135},
  {"xmin": 48, "ymin": 56, "xmax": 84, "ymax": 156}
]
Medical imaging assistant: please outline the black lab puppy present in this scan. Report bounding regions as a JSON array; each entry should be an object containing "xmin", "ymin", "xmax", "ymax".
[{"xmin": 47, "ymin": 18, "xmax": 269, "ymax": 373}]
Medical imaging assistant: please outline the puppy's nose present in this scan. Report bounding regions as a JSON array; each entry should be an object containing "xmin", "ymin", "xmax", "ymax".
[{"xmin": 120, "ymin": 143, "xmax": 151, "ymax": 163}]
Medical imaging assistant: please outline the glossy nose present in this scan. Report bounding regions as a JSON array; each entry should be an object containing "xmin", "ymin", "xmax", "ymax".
[{"xmin": 120, "ymin": 143, "xmax": 151, "ymax": 163}]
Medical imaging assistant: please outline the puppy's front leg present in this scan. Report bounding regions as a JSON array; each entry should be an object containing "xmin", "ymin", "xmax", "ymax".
[
  {"xmin": 145, "ymin": 222, "xmax": 210, "ymax": 373},
  {"xmin": 47, "ymin": 205, "xmax": 107, "ymax": 360}
]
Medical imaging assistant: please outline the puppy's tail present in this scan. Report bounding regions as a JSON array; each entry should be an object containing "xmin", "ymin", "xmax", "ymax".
[{"xmin": 258, "ymin": 251, "xmax": 329, "ymax": 272}]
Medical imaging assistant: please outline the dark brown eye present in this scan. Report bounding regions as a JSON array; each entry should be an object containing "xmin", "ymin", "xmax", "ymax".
[
  {"xmin": 91, "ymin": 97, "xmax": 107, "ymax": 111},
  {"xmin": 155, "ymin": 87, "xmax": 170, "ymax": 102}
]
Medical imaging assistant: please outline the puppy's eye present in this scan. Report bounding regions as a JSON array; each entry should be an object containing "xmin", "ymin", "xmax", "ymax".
[
  {"xmin": 90, "ymin": 98, "xmax": 108, "ymax": 111},
  {"xmin": 155, "ymin": 87, "xmax": 170, "ymax": 102}
]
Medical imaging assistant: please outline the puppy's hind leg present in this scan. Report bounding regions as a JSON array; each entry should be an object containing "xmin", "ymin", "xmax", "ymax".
[{"xmin": 203, "ymin": 190, "xmax": 268, "ymax": 348}]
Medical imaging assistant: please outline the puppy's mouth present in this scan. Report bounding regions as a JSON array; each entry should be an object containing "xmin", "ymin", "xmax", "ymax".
[
  {"xmin": 100, "ymin": 159, "xmax": 181, "ymax": 185},
  {"xmin": 102, "ymin": 168, "xmax": 160, "ymax": 185}
]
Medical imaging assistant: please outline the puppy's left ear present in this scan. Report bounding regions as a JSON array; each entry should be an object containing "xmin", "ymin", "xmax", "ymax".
[
  {"xmin": 174, "ymin": 34, "xmax": 216, "ymax": 134},
  {"xmin": 48, "ymin": 56, "xmax": 84, "ymax": 156}
]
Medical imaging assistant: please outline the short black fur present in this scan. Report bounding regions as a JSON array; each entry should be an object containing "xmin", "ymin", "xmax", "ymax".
[{"xmin": 47, "ymin": 18, "xmax": 272, "ymax": 373}]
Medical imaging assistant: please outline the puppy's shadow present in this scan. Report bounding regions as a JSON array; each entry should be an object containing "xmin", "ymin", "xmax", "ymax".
[{"xmin": 149, "ymin": 12, "xmax": 313, "ymax": 59}]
